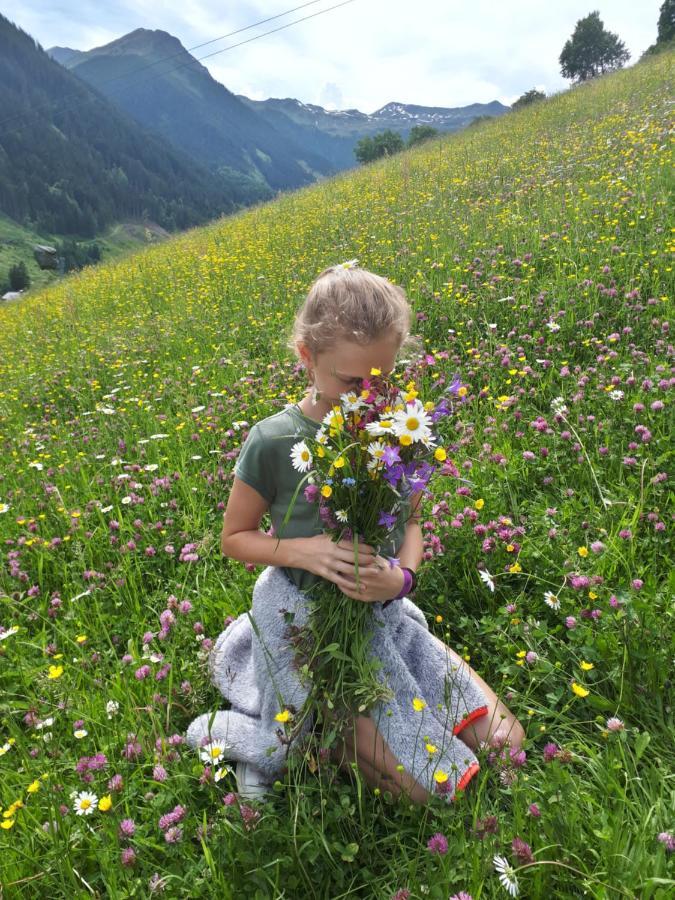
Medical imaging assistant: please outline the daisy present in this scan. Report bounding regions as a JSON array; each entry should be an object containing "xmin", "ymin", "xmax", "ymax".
[
  {"xmin": 335, "ymin": 509, "xmax": 349, "ymax": 523},
  {"xmin": 340, "ymin": 391, "xmax": 366, "ymax": 412},
  {"xmin": 73, "ymin": 729, "xmax": 88, "ymax": 739},
  {"xmin": 198, "ymin": 740, "xmax": 229, "ymax": 765},
  {"xmin": 314, "ymin": 427, "xmax": 329, "ymax": 445},
  {"xmin": 367, "ymin": 439, "xmax": 387, "ymax": 461},
  {"xmin": 73, "ymin": 791, "xmax": 98, "ymax": 816},
  {"xmin": 0, "ymin": 625, "xmax": 19, "ymax": 641},
  {"xmin": 290, "ymin": 441, "xmax": 313, "ymax": 473},
  {"xmin": 543, "ymin": 591, "xmax": 560, "ymax": 610},
  {"xmin": 0, "ymin": 503, "xmax": 9, "ymax": 514},
  {"xmin": 364, "ymin": 417, "xmax": 396, "ymax": 437},
  {"xmin": 322, "ymin": 408, "xmax": 344, "ymax": 432},
  {"xmin": 479, "ymin": 569, "xmax": 495, "ymax": 592},
  {"xmin": 493, "ymin": 855, "xmax": 519, "ymax": 896},
  {"xmin": 392, "ymin": 400, "xmax": 433, "ymax": 443}
]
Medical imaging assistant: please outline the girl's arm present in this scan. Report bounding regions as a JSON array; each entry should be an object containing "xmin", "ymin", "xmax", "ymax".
[{"xmin": 221, "ymin": 477, "xmax": 306, "ymax": 569}]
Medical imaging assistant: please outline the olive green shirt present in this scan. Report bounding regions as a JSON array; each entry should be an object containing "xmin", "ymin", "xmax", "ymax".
[{"xmin": 233, "ymin": 404, "xmax": 411, "ymax": 595}]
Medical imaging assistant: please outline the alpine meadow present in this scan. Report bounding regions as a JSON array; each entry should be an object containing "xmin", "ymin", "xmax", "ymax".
[{"xmin": 0, "ymin": 48, "xmax": 673, "ymax": 899}]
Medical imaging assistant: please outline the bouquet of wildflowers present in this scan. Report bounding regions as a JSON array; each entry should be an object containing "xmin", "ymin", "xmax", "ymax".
[{"xmin": 282, "ymin": 368, "xmax": 454, "ymax": 734}]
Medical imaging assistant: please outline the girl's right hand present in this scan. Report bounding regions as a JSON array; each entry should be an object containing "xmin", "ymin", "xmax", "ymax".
[{"xmin": 298, "ymin": 533, "xmax": 378, "ymax": 592}]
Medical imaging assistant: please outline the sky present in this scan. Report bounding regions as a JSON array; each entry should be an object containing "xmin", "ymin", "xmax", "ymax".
[{"xmin": 5, "ymin": 0, "xmax": 664, "ymax": 113}]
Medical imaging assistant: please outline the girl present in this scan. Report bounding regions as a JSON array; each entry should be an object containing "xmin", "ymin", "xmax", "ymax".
[{"xmin": 186, "ymin": 261, "xmax": 524, "ymax": 804}]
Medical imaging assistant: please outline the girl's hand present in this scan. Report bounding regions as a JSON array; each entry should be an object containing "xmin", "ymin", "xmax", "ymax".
[
  {"xmin": 337, "ymin": 554, "xmax": 405, "ymax": 604},
  {"xmin": 299, "ymin": 534, "xmax": 383, "ymax": 597}
]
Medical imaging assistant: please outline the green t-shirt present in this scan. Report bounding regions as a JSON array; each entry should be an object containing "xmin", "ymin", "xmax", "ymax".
[{"xmin": 233, "ymin": 403, "xmax": 411, "ymax": 595}]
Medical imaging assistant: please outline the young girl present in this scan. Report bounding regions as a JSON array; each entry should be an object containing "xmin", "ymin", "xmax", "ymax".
[{"xmin": 186, "ymin": 261, "xmax": 524, "ymax": 804}]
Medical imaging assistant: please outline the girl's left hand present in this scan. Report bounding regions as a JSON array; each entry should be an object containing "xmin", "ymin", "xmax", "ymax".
[{"xmin": 336, "ymin": 555, "xmax": 405, "ymax": 604}]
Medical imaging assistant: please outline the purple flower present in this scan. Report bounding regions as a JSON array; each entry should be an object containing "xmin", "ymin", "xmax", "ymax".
[
  {"xmin": 119, "ymin": 818, "xmax": 136, "ymax": 838},
  {"xmin": 657, "ymin": 831, "xmax": 675, "ymax": 852},
  {"xmin": 543, "ymin": 743, "xmax": 559, "ymax": 763},
  {"xmin": 512, "ymin": 835, "xmax": 534, "ymax": 864},
  {"xmin": 390, "ymin": 891, "xmax": 411, "ymax": 900},
  {"xmin": 381, "ymin": 445, "xmax": 401, "ymax": 467},
  {"xmin": 120, "ymin": 847, "xmax": 137, "ymax": 867},
  {"xmin": 153, "ymin": 764, "xmax": 168, "ymax": 782},
  {"xmin": 528, "ymin": 802, "xmax": 541, "ymax": 818},
  {"xmin": 378, "ymin": 510, "xmax": 397, "ymax": 530},
  {"xmin": 303, "ymin": 483, "xmax": 320, "ymax": 503},
  {"xmin": 449, "ymin": 894, "xmax": 473, "ymax": 900},
  {"xmin": 163, "ymin": 826, "xmax": 182, "ymax": 843},
  {"xmin": 426, "ymin": 831, "xmax": 449, "ymax": 854}
]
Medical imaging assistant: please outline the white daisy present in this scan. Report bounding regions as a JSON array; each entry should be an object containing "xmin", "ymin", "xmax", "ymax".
[
  {"xmin": 550, "ymin": 396, "xmax": 567, "ymax": 416},
  {"xmin": 367, "ymin": 440, "xmax": 387, "ymax": 461},
  {"xmin": 144, "ymin": 464, "xmax": 159, "ymax": 472},
  {"xmin": 73, "ymin": 729, "xmax": 88, "ymax": 739},
  {"xmin": 290, "ymin": 441, "xmax": 313, "ymax": 473},
  {"xmin": 198, "ymin": 740, "xmax": 230, "ymax": 765},
  {"xmin": 545, "ymin": 320, "xmax": 560, "ymax": 332},
  {"xmin": 0, "ymin": 503, "xmax": 10, "ymax": 514},
  {"xmin": 0, "ymin": 741, "xmax": 13, "ymax": 756},
  {"xmin": 493, "ymin": 855, "xmax": 519, "ymax": 896},
  {"xmin": 0, "ymin": 625, "xmax": 19, "ymax": 641},
  {"xmin": 609, "ymin": 389, "xmax": 624, "ymax": 401},
  {"xmin": 314, "ymin": 427, "xmax": 330, "ymax": 445},
  {"xmin": 335, "ymin": 509, "xmax": 349, "ymax": 523},
  {"xmin": 543, "ymin": 591, "xmax": 560, "ymax": 610},
  {"xmin": 478, "ymin": 569, "xmax": 495, "ymax": 592},
  {"xmin": 340, "ymin": 391, "xmax": 367, "ymax": 412},
  {"xmin": 149, "ymin": 434, "xmax": 169, "ymax": 440},
  {"xmin": 73, "ymin": 791, "xmax": 98, "ymax": 816},
  {"xmin": 322, "ymin": 408, "xmax": 344, "ymax": 431},
  {"xmin": 364, "ymin": 417, "xmax": 396, "ymax": 437},
  {"xmin": 392, "ymin": 399, "xmax": 433, "ymax": 443}
]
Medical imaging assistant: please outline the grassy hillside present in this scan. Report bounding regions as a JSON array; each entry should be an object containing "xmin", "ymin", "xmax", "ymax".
[
  {"xmin": 0, "ymin": 50, "xmax": 673, "ymax": 898},
  {"xmin": 0, "ymin": 215, "xmax": 172, "ymax": 297}
]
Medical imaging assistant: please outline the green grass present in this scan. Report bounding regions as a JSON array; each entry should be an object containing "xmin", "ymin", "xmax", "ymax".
[{"xmin": 0, "ymin": 50, "xmax": 673, "ymax": 898}]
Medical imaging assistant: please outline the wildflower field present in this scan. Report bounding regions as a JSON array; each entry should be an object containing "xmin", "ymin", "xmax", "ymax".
[{"xmin": 0, "ymin": 49, "xmax": 673, "ymax": 898}]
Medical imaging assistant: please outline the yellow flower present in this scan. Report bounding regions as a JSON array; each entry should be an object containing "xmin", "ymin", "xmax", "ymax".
[
  {"xmin": 474, "ymin": 498, "xmax": 484, "ymax": 510},
  {"xmin": 98, "ymin": 794, "xmax": 113, "ymax": 812},
  {"xmin": 588, "ymin": 591, "xmax": 598, "ymax": 600},
  {"xmin": 47, "ymin": 665, "xmax": 64, "ymax": 680},
  {"xmin": 578, "ymin": 546, "xmax": 589, "ymax": 557},
  {"xmin": 412, "ymin": 697, "xmax": 427, "ymax": 712},
  {"xmin": 0, "ymin": 819, "xmax": 14, "ymax": 829},
  {"xmin": 425, "ymin": 743, "xmax": 437, "ymax": 754},
  {"xmin": 275, "ymin": 709, "xmax": 292, "ymax": 723},
  {"xmin": 320, "ymin": 485, "xmax": 332, "ymax": 498},
  {"xmin": 571, "ymin": 682, "xmax": 590, "ymax": 698},
  {"xmin": 434, "ymin": 447, "xmax": 447, "ymax": 462},
  {"xmin": 506, "ymin": 544, "xmax": 515, "ymax": 552},
  {"xmin": 433, "ymin": 769, "xmax": 448, "ymax": 783},
  {"xmin": 370, "ymin": 367, "xmax": 381, "ymax": 376},
  {"xmin": 26, "ymin": 780, "xmax": 40, "ymax": 794},
  {"xmin": 75, "ymin": 635, "xmax": 87, "ymax": 644},
  {"xmin": 333, "ymin": 457, "xmax": 345, "ymax": 468},
  {"xmin": 399, "ymin": 434, "xmax": 413, "ymax": 447},
  {"xmin": 435, "ymin": 615, "xmax": 443, "ymax": 624},
  {"xmin": 516, "ymin": 650, "xmax": 526, "ymax": 658},
  {"xmin": 509, "ymin": 562, "xmax": 522, "ymax": 574},
  {"xmin": 580, "ymin": 661, "xmax": 594, "ymax": 671}
]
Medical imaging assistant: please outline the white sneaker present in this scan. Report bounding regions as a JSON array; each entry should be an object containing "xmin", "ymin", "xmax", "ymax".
[{"xmin": 235, "ymin": 761, "xmax": 272, "ymax": 801}]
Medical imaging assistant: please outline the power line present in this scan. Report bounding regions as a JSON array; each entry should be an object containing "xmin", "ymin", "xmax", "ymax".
[{"xmin": 0, "ymin": 0, "xmax": 358, "ymax": 132}]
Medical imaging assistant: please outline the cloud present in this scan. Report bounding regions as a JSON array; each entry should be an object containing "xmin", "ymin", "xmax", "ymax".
[{"xmin": 9, "ymin": 0, "xmax": 663, "ymax": 112}]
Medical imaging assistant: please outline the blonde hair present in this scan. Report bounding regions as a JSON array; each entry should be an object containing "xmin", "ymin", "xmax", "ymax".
[{"xmin": 287, "ymin": 264, "xmax": 423, "ymax": 370}]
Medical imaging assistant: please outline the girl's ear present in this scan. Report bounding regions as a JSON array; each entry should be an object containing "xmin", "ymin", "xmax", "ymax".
[{"xmin": 297, "ymin": 342, "xmax": 313, "ymax": 369}]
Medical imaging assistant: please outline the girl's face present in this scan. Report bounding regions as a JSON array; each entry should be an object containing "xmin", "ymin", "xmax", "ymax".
[{"xmin": 300, "ymin": 333, "xmax": 401, "ymax": 408}]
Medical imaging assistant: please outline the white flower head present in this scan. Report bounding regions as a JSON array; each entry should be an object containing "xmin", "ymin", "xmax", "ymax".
[
  {"xmin": 543, "ymin": 591, "xmax": 560, "ymax": 610},
  {"xmin": 73, "ymin": 791, "xmax": 98, "ymax": 816},
  {"xmin": 546, "ymin": 320, "xmax": 561, "ymax": 332},
  {"xmin": 106, "ymin": 700, "xmax": 120, "ymax": 719},
  {"xmin": 335, "ymin": 509, "xmax": 349, "ymax": 523},
  {"xmin": 550, "ymin": 396, "xmax": 568, "ymax": 416},
  {"xmin": 392, "ymin": 399, "xmax": 433, "ymax": 443},
  {"xmin": 290, "ymin": 440, "xmax": 313, "ymax": 473},
  {"xmin": 493, "ymin": 855, "xmax": 519, "ymax": 896},
  {"xmin": 337, "ymin": 259, "xmax": 359, "ymax": 270},
  {"xmin": 364, "ymin": 417, "xmax": 396, "ymax": 437},
  {"xmin": 478, "ymin": 568, "xmax": 495, "ymax": 592},
  {"xmin": 198, "ymin": 740, "xmax": 230, "ymax": 765}
]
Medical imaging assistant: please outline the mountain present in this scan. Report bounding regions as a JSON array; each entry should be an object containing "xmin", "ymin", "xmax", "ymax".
[
  {"xmin": 49, "ymin": 28, "xmax": 511, "ymax": 181},
  {"xmin": 50, "ymin": 29, "xmax": 338, "ymax": 192},
  {"xmin": 0, "ymin": 14, "xmax": 252, "ymax": 238},
  {"xmin": 236, "ymin": 97, "xmax": 511, "ymax": 168}
]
